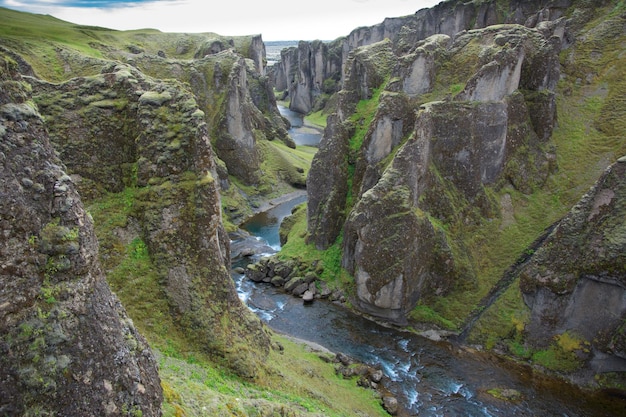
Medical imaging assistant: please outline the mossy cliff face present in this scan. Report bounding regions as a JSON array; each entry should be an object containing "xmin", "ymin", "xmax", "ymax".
[
  {"xmin": 0, "ymin": 53, "xmax": 162, "ymax": 416},
  {"xmin": 306, "ymin": 112, "xmax": 351, "ymax": 250},
  {"xmin": 307, "ymin": 21, "xmax": 562, "ymax": 321},
  {"xmin": 270, "ymin": 39, "xmax": 343, "ymax": 113},
  {"xmin": 272, "ymin": 0, "xmax": 572, "ymax": 114},
  {"xmin": 0, "ymin": 15, "xmax": 293, "ymax": 191},
  {"xmin": 0, "ymin": 11, "xmax": 301, "ymax": 383},
  {"xmin": 307, "ymin": 40, "xmax": 397, "ymax": 250},
  {"xmin": 128, "ymin": 51, "xmax": 293, "ymax": 187},
  {"xmin": 31, "ymin": 63, "xmax": 271, "ymax": 377},
  {"xmin": 518, "ymin": 158, "xmax": 626, "ymax": 376}
]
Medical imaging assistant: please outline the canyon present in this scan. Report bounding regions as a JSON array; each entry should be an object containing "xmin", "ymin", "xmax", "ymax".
[{"xmin": 1, "ymin": 0, "xmax": 625, "ymax": 415}]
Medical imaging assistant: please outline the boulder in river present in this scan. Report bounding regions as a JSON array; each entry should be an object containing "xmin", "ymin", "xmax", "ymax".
[
  {"xmin": 302, "ymin": 290, "xmax": 315, "ymax": 303},
  {"xmin": 383, "ymin": 396, "xmax": 399, "ymax": 415}
]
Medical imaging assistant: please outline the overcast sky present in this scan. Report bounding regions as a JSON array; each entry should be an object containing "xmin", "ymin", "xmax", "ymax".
[{"xmin": 1, "ymin": 0, "xmax": 443, "ymax": 41}]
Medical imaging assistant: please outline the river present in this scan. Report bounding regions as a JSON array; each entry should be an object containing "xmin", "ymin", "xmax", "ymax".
[
  {"xmin": 278, "ymin": 104, "xmax": 323, "ymax": 147},
  {"xmin": 229, "ymin": 109, "xmax": 624, "ymax": 416}
]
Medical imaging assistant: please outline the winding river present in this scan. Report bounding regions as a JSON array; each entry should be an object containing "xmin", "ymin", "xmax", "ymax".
[{"xmin": 230, "ymin": 108, "xmax": 623, "ymax": 416}]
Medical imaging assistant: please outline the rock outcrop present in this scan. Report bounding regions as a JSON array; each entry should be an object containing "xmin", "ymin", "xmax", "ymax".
[
  {"xmin": 128, "ymin": 49, "xmax": 293, "ymax": 187},
  {"xmin": 271, "ymin": 40, "xmax": 343, "ymax": 114},
  {"xmin": 271, "ymin": 0, "xmax": 572, "ymax": 114},
  {"xmin": 31, "ymin": 62, "xmax": 271, "ymax": 377},
  {"xmin": 519, "ymin": 157, "xmax": 626, "ymax": 374},
  {"xmin": 308, "ymin": 21, "xmax": 563, "ymax": 322},
  {"xmin": 0, "ymin": 51, "xmax": 162, "ymax": 416}
]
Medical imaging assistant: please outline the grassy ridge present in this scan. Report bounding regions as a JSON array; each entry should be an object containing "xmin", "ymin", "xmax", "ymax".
[{"xmin": 0, "ymin": 7, "xmax": 250, "ymax": 81}]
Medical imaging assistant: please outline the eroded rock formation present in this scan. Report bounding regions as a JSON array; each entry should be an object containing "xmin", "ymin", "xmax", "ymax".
[
  {"xmin": 129, "ymin": 50, "xmax": 293, "ymax": 187},
  {"xmin": 308, "ymin": 22, "xmax": 564, "ymax": 322},
  {"xmin": 272, "ymin": 0, "xmax": 572, "ymax": 115},
  {"xmin": 31, "ymin": 62, "xmax": 271, "ymax": 377},
  {"xmin": 519, "ymin": 158, "xmax": 626, "ymax": 374},
  {"xmin": 0, "ymin": 51, "xmax": 162, "ymax": 416},
  {"xmin": 271, "ymin": 40, "xmax": 343, "ymax": 114}
]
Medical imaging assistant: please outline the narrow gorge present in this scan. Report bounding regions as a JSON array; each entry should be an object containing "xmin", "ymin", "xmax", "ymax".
[{"xmin": 1, "ymin": 0, "xmax": 625, "ymax": 416}]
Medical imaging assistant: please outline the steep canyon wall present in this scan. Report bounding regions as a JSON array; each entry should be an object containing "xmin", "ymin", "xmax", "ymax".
[
  {"xmin": 0, "ymin": 25, "xmax": 294, "ymax": 414},
  {"xmin": 271, "ymin": 0, "xmax": 572, "ymax": 115},
  {"xmin": 0, "ymin": 51, "xmax": 162, "ymax": 417},
  {"xmin": 302, "ymin": 0, "xmax": 626, "ymax": 387}
]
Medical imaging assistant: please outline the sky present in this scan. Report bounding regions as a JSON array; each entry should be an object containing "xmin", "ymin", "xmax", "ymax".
[{"xmin": 1, "ymin": 0, "xmax": 443, "ymax": 41}]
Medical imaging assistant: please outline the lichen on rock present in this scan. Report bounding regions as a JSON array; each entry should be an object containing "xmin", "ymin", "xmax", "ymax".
[
  {"xmin": 519, "ymin": 159, "xmax": 626, "ymax": 375},
  {"xmin": 0, "ymin": 51, "xmax": 162, "ymax": 417},
  {"xmin": 31, "ymin": 61, "xmax": 271, "ymax": 377},
  {"xmin": 308, "ymin": 21, "xmax": 562, "ymax": 323}
]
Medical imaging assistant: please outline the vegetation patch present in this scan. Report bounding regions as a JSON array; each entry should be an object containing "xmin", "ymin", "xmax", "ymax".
[
  {"xmin": 348, "ymin": 85, "xmax": 384, "ymax": 153},
  {"xmin": 157, "ymin": 334, "xmax": 387, "ymax": 417},
  {"xmin": 408, "ymin": 305, "xmax": 456, "ymax": 330},
  {"xmin": 305, "ymin": 109, "xmax": 329, "ymax": 128}
]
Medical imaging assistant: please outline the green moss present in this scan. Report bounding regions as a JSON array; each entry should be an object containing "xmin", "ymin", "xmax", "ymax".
[
  {"xmin": 156, "ymin": 330, "xmax": 387, "ymax": 416},
  {"xmin": 595, "ymin": 372, "xmax": 626, "ymax": 391},
  {"xmin": 531, "ymin": 346, "xmax": 582, "ymax": 373},
  {"xmin": 466, "ymin": 279, "xmax": 530, "ymax": 349},
  {"xmin": 278, "ymin": 204, "xmax": 352, "ymax": 287},
  {"xmin": 408, "ymin": 305, "xmax": 456, "ymax": 330},
  {"xmin": 486, "ymin": 388, "xmax": 523, "ymax": 403},
  {"xmin": 348, "ymin": 85, "xmax": 384, "ymax": 153}
]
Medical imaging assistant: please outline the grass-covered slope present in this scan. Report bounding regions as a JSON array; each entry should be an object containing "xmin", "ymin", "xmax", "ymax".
[
  {"xmin": 0, "ymin": 7, "xmax": 253, "ymax": 81},
  {"xmin": 467, "ymin": 0, "xmax": 626, "ymax": 377},
  {"xmin": 87, "ymin": 190, "xmax": 387, "ymax": 416}
]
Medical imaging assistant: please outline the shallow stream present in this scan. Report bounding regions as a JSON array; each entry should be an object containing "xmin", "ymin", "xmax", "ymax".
[
  {"xmin": 229, "ymin": 109, "xmax": 623, "ymax": 416},
  {"xmin": 278, "ymin": 105, "xmax": 323, "ymax": 147}
]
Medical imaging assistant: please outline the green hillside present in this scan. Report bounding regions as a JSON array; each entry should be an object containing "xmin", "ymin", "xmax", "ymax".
[{"xmin": 0, "ymin": 6, "xmax": 249, "ymax": 81}]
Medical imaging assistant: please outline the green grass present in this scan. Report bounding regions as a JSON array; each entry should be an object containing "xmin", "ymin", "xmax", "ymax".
[
  {"xmin": 87, "ymin": 188, "xmax": 190, "ymax": 355},
  {"xmin": 408, "ymin": 305, "xmax": 456, "ymax": 330},
  {"xmin": 0, "ymin": 7, "xmax": 258, "ymax": 82},
  {"xmin": 88, "ymin": 188, "xmax": 386, "ymax": 416},
  {"xmin": 305, "ymin": 109, "xmax": 329, "ymax": 128},
  {"xmin": 278, "ymin": 203, "xmax": 354, "ymax": 291},
  {"xmin": 399, "ymin": 4, "xmax": 626, "ymax": 337},
  {"xmin": 461, "ymin": 6, "xmax": 626, "ymax": 353},
  {"xmin": 262, "ymin": 139, "xmax": 317, "ymax": 177},
  {"xmin": 348, "ymin": 86, "xmax": 384, "ymax": 153},
  {"xmin": 159, "ymin": 334, "xmax": 387, "ymax": 417}
]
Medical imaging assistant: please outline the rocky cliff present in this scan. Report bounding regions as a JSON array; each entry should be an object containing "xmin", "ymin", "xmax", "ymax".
[
  {"xmin": 3, "ymin": 16, "xmax": 298, "ymax": 195},
  {"xmin": 271, "ymin": 39, "xmax": 344, "ymax": 113},
  {"xmin": 271, "ymin": 0, "xmax": 572, "ymax": 114},
  {"xmin": 126, "ymin": 49, "xmax": 295, "ymax": 188},
  {"xmin": 308, "ymin": 20, "xmax": 563, "ymax": 320},
  {"xmin": 0, "ymin": 9, "xmax": 394, "ymax": 415},
  {"xmin": 31, "ymin": 62, "xmax": 271, "ymax": 377},
  {"xmin": 0, "ymin": 9, "xmax": 284, "ymax": 396},
  {"xmin": 518, "ymin": 157, "xmax": 626, "ymax": 378},
  {"xmin": 0, "ymin": 51, "xmax": 162, "ymax": 416},
  {"xmin": 299, "ymin": 0, "xmax": 626, "ymax": 388}
]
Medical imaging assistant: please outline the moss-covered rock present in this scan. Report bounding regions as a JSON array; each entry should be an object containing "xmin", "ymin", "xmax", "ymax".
[
  {"xmin": 31, "ymin": 62, "xmax": 271, "ymax": 377},
  {"xmin": 519, "ymin": 159, "xmax": 626, "ymax": 372},
  {"xmin": 307, "ymin": 21, "xmax": 564, "ymax": 322},
  {"xmin": 0, "ymin": 51, "xmax": 162, "ymax": 417}
]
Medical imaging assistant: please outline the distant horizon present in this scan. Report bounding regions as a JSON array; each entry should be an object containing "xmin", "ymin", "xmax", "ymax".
[{"xmin": 0, "ymin": 0, "xmax": 443, "ymax": 42}]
